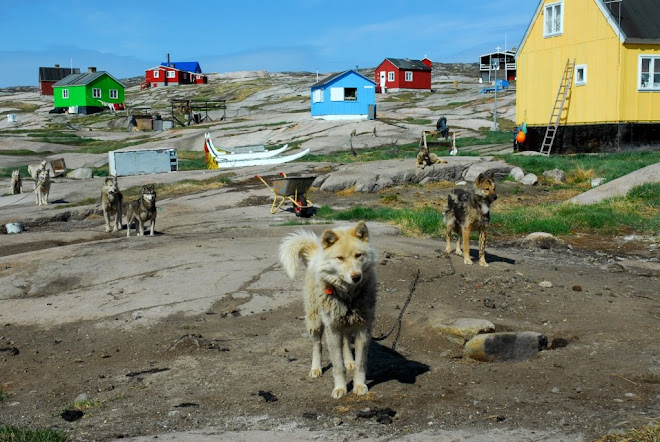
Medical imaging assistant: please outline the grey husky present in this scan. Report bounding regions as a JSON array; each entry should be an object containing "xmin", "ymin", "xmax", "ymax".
[{"xmin": 126, "ymin": 184, "xmax": 157, "ymax": 237}]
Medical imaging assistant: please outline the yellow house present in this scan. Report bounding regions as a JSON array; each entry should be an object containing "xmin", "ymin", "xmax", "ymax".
[{"xmin": 516, "ymin": 0, "xmax": 660, "ymax": 153}]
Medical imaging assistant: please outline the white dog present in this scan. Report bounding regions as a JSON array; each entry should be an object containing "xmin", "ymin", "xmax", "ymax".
[
  {"xmin": 279, "ymin": 221, "xmax": 378, "ymax": 398},
  {"xmin": 35, "ymin": 169, "xmax": 50, "ymax": 206}
]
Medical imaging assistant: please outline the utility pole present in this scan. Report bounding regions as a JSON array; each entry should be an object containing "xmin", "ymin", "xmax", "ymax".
[{"xmin": 492, "ymin": 46, "xmax": 501, "ymax": 131}]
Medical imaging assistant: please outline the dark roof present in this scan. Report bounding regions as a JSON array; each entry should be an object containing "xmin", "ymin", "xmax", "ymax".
[
  {"xmin": 603, "ymin": 0, "xmax": 660, "ymax": 41},
  {"xmin": 39, "ymin": 67, "xmax": 80, "ymax": 82},
  {"xmin": 311, "ymin": 70, "xmax": 375, "ymax": 88},
  {"xmin": 53, "ymin": 71, "xmax": 123, "ymax": 87},
  {"xmin": 160, "ymin": 62, "xmax": 202, "ymax": 73},
  {"xmin": 385, "ymin": 58, "xmax": 431, "ymax": 71}
]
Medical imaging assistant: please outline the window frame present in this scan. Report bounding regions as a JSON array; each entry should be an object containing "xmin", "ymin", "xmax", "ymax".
[
  {"xmin": 638, "ymin": 55, "xmax": 660, "ymax": 91},
  {"xmin": 344, "ymin": 87, "xmax": 357, "ymax": 101},
  {"xmin": 153, "ymin": 70, "xmax": 160, "ymax": 78},
  {"xmin": 167, "ymin": 70, "xmax": 176, "ymax": 79},
  {"xmin": 62, "ymin": 89, "xmax": 69, "ymax": 99},
  {"xmin": 543, "ymin": 1, "xmax": 563, "ymax": 38},
  {"xmin": 92, "ymin": 88, "xmax": 102, "ymax": 99},
  {"xmin": 405, "ymin": 71, "xmax": 413, "ymax": 82},
  {"xmin": 312, "ymin": 88, "xmax": 324, "ymax": 103},
  {"xmin": 575, "ymin": 64, "xmax": 587, "ymax": 86},
  {"xmin": 109, "ymin": 89, "xmax": 118, "ymax": 99},
  {"xmin": 388, "ymin": 71, "xmax": 395, "ymax": 82}
]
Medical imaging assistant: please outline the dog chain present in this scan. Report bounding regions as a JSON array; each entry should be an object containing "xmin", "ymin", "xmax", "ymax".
[
  {"xmin": 374, "ymin": 269, "xmax": 420, "ymax": 350},
  {"xmin": 0, "ymin": 188, "xmax": 37, "ymax": 207}
]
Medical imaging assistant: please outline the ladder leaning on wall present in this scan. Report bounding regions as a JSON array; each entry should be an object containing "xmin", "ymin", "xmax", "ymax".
[{"xmin": 540, "ymin": 59, "xmax": 575, "ymax": 156}]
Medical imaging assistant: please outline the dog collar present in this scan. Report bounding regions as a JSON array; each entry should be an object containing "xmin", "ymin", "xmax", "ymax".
[{"xmin": 324, "ymin": 285, "xmax": 334, "ymax": 295}]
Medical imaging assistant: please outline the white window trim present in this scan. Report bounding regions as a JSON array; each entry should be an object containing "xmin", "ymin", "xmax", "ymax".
[
  {"xmin": 153, "ymin": 70, "xmax": 160, "ymax": 78},
  {"xmin": 543, "ymin": 1, "xmax": 563, "ymax": 38},
  {"xmin": 109, "ymin": 89, "xmax": 118, "ymax": 99},
  {"xmin": 575, "ymin": 64, "xmax": 587, "ymax": 86},
  {"xmin": 638, "ymin": 55, "xmax": 660, "ymax": 91},
  {"xmin": 62, "ymin": 89, "xmax": 69, "ymax": 99},
  {"xmin": 388, "ymin": 71, "xmax": 395, "ymax": 82},
  {"xmin": 92, "ymin": 88, "xmax": 101, "ymax": 99},
  {"xmin": 167, "ymin": 70, "xmax": 176, "ymax": 78},
  {"xmin": 405, "ymin": 71, "xmax": 413, "ymax": 82}
]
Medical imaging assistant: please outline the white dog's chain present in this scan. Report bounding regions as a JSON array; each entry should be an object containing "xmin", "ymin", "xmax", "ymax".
[{"xmin": 374, "ymin": 269, "xmax": 419, "ymax": 350}]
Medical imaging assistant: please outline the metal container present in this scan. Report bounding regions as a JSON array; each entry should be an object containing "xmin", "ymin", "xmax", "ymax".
[{"xmin": 6, "ymin": 222, "xmax": 24, "ymax": 234}]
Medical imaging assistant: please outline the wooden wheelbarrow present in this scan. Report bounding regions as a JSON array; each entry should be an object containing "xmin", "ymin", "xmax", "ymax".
[{"xmin": 255, "ymin": 172, "xmax": 316, "ymax": 217}]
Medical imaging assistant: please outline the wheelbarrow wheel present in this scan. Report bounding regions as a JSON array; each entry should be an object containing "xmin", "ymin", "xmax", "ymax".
[{"xmin": 294, "ymin": 196, "xmax": 312, "ymax": 218}]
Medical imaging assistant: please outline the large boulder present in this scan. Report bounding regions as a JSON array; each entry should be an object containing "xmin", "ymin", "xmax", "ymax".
[
  {"xmin": 463, "ymin": 161, "xmax": 514, "ymax": 182},
  {"xmin": 66, "ymin": 168, "xmax": 94, "ymax": 180}
]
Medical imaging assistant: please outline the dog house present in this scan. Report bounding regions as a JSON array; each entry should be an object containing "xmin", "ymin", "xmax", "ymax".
[{"xmin": 108, "ymin": 148, "xmax": 178, "ymax": 177}]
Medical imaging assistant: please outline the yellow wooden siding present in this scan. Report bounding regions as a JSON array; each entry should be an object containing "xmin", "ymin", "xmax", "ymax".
[{"xmin": 517, "ymin": 0, "xmax": 660, "ymax": 126}]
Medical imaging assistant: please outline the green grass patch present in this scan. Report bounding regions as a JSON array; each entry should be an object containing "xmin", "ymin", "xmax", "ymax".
[
  {"xmin": 596, "ymin": 423, "xmax": 660, "ymax": 442},
  {"xmin": 0, "ymin": 101, "xmax": 40, "ymax": 114},
  {"xmin": 316, "ymin": 183, "xmax": 660, "ymax": 238},
  {"xmin": 403, "ymin": 117, "xmax": 433, "ymax": 125},
  {"xmin": 0, "ymin": 426, "xmax": 69, "ymax": 442}
]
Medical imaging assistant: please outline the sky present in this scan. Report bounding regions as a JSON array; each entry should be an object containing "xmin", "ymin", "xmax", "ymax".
[{"xmin": 0, "ymin": 1, "xmax": 538, "ymax": 87}]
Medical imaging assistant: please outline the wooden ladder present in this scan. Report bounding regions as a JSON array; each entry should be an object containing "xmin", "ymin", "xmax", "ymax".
[{"xmin": 540, "ymin": 59, "xmax": 575, "ymax": 156}]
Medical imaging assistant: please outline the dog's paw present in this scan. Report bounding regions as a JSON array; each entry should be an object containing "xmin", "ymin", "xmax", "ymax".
[
  {"xmin": 105, "ymin": 226, "xmax": 111, "ymax": 232},
  {"xmin": 479, "ymin": 261, "xmax": 489, "ymax": 268},
  {"xmin": 309, "ymin": 368, "xmax": 322, "ymax": 378},
  {"xmin": 344, "ymin": 361, "xmax": 355, "ymax": 371},
  {"xmin": 331, "ymin": 386, "xmax": 347, "ymax": 399},
  {"xmin": 455, "ymin": 249, "xmax": 464, "ymax": 257},
  {"xmin": 353, "ymin": 383, "xmax": 368, "ymax": 395},
  {"xmin": 464, "ymin": 258, "xmax": 474, "ymax": 265}
]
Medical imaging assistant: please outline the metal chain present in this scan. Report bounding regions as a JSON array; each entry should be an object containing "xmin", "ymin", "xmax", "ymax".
[{"xmin": 373, "ymin": 269, "xmax": 420, "ymax": 350}]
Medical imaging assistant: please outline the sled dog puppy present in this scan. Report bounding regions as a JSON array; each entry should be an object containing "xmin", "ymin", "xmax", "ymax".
[
  {"xmin": 279, "ymin": 221, "xmax": 378, "ymax": 399},
  {"xmin": 35, "ymin": 169, "xmax": 50, "ymax": 206},
  {"xmin": 444, "ymin": 172, "xmax": 497, "ymax": 267},
  {"xmin": 416, "ymin": 146, "xmax": 447, "ymax": 169},
  {"xmin": 11, "ymin": 169, "xmax": 22, "ymax": 194},
  {"xmin": 102, "ymin": 176, "xmax": 123, "ymax": 232},
  {"xmin": 126, "ymin": 184, "xmax": 157, "ymax": 237}
]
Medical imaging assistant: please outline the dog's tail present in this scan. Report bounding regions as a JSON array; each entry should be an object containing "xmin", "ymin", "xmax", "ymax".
[{"xmin": 278, "ymin": 230, "xmax": 320, "ymax": 279}]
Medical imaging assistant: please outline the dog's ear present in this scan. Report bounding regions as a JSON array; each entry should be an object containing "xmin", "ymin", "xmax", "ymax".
[
  {"xmin": 321, "ymin": 229, "xmax": 339, "ymax": 248},
  {"xmin": 353, "ymin": 221, "xmax": 369, "ymax": 242},
  {"xmin": 475, "ymin": 173, "xmax": 485, "ymax": 185}
]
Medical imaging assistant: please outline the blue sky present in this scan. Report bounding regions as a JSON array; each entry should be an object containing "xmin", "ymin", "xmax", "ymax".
[{"xmin": 0, "ymin": 1, "xmax": 538, "ymax": 87}]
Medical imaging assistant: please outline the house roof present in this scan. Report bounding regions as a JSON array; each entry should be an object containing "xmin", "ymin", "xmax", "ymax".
[
  {"xmin": 311, "ymin": 70, "xmax": 376, "ymax": 89},
  {"xmin": 53, "ymin": 71, "xmax": 123, "ymax": 88},
  {"xmin": 602, "ymin": 0, "xmax": 660, "ymax": 42},
  {"xmin": 160, "ymin": 62, "xmax": 202, "ymax": 73},
  {"xmin": 39, "ymin": 67, "xmax": 80, "ymax": 82},
  {"xmin": 383, "ymin": 58, "xmax": 431, "ymax": 71},
  {"xmin": 519, "ymin": 0, "xmax": 660, "ymax": 53}
]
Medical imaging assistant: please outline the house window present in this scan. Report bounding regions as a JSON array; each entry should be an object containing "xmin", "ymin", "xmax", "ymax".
[
  {"xmin": 344, "ymin": 87, "xmax": 357, "ymax": 101},
  {"xmin": 62, "ymin": 89, "xmax": 69, "ymax": 99},
  {"xmin": 544, "ymin": 1, "xmax": 563, "ymax": 37},
  {"xmin": 92, "ymin": 88, "xmax": 101, "ymax": 98},
  {"xmin": 312, "ymin": 88, "xmax": 324, "ymax": 103},
  {"xmin": 388, "ymin": 72, "xmax": 395, "ymax": 82},
  {"xmin": 153, "ymin": 70, "xmax": 160, "ymax": 78},
  {"xmin": 330, "ymin": 87, "xmax": 344, "ymax": 101},
  {"xmin": 639, "ymin": 55, "xmax": 660, "ymax": 90},
  {"xmin": 405, "ymin": 71, "xmax": 413, "ymax": 82},
  {"xmin": 575, "ymin": 65, "xmax": 587, "ymax": 86},
  {"xmin": 167, "ymin": 70, "xmax": 175, "ymax": 78},
  {"xmin": 109, "ymin": 89, "xmax": 118, "ymax": 99}
]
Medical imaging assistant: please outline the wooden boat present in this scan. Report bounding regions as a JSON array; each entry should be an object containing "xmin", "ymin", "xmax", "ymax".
[{"xmin": 204, "ymin": 133, "xmax": 308, "ymax": 169}]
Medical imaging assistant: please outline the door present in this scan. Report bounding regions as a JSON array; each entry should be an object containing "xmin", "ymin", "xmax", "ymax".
[{"xmin": 379, "ymin": 71, "xmax": 386, "ymax": 92}]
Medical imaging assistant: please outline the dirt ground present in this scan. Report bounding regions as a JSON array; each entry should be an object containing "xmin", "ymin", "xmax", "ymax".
[{"xmin": 1, "ymin": 171, "xmax": 659, "ymax": 442}]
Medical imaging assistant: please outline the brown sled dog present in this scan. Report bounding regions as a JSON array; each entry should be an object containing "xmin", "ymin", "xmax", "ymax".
[
  {"xmin": 11, "ymin": 170, "xmax": 22, "ymax": 195},
  {"xmin": 102, "ymin": 176, "xmax": 123, "ymax": 232},
  {"xmin": 444, "ymin": 172, "xmax": 497, "ymax": 267},
  {"xmin": 279, "ymin": 221, "xmax": 378, "ymax": 399},
  {"xmin": 416, "ymin": 146, "xmax": 447, "ymax": 169},
  {"xmin": 126, "ymin": 184, "xmax": 157, "ymax": 237}
]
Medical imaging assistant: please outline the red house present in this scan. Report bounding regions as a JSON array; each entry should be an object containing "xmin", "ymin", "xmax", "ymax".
[
  {"xmin": 374, "ymin": 58, "xmax": 432, "ymax": 92},
  {"xmin": 144, "ymin": 65, "xmax": 207, "ymax": 88},
  {"xmin": 38, "ymin": 64, "xmax": 80, "ymax": 96}
]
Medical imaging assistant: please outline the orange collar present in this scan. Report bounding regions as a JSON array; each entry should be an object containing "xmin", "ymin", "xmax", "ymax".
[{"xmin": 324, "ymin": 285, "xmax": 334, "ymax": 295}]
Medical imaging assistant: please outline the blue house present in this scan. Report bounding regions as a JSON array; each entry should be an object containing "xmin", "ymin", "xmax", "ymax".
[{"xmin": 311, "ymin": 70, "xmax": 376, "ymax": 120}]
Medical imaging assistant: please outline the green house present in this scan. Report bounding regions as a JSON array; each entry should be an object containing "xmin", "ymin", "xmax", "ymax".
[{"xmin": 53, "ymin": 69, "xmax": 125, "ymax": 115}]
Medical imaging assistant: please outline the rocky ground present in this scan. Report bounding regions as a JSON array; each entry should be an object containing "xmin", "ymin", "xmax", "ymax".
[{"xmin": 0, "ymin": 67, "xmax": 659, "ymax": 442}]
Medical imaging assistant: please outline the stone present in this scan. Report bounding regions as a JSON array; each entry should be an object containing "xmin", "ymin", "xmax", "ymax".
[
  {"xmin": 464, "ymin": 332, "xmax": 548, "ymax": 362},
  {"xmin": 431, "ymin": 318, "xmax": 495, "ymax": 346},
  {"xmin": 520, "ymin": 173, "xmax": 538, "ymax": 186},
  {"xmin": 66, "ymin": 168, "xmax": 93, "ymax": 179},
  {"xmin": 591, "ymin": 177, "xmax": 606, "ymax": 187},
  {"xmin": 509, "ymin": 167, "xmax": 525, "ymax": 182},
  {"xmin": 543, "ymin": 168, "xmax": 567, "ymax": 183},
  {"xmin": 521, "ymin": 232, "xmax": 570, "ymax": 250},
  {"xmin": 463, "ymin": 161, "xmax": 514, "ymax": 182},
  {"xmin": 539, "ymin": 280, "xmax": 553, "ymax": 288}
]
